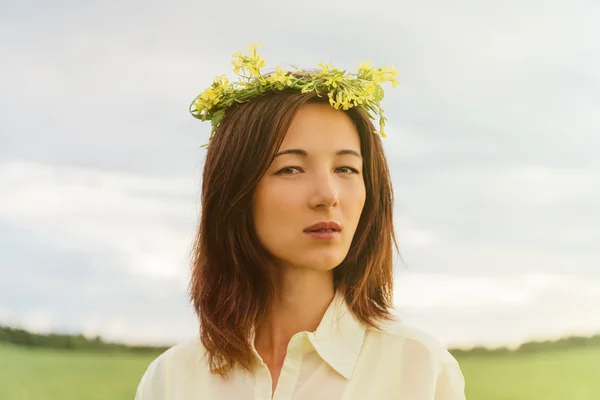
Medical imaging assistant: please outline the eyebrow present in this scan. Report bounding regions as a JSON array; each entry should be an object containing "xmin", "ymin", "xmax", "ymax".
[{"xmin": 274, "ymin": 149, "xmax": 362, "ymax": 159}]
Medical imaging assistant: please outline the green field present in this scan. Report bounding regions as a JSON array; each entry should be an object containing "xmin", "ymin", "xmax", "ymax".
[
  {"xmin": 1, "ymin": 343, "xmax": 599, "ymax": 399},
  {"xmin": 459, "ymin": 346, "xmax": 600, "ymax": 399},
  {"xmin": 0, "ymin": 343, "xmax": 156, "ymax": 400}
]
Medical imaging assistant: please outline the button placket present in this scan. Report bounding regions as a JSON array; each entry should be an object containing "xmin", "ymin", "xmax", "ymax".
[{"xmin": 272, "ymin": 333, "xmax": 308, "ymax": 400}]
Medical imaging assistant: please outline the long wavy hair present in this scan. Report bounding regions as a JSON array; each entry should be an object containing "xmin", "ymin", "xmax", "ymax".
[{"xmin": 189, "ymin": 90, "xmax": 398, "ymax": 377}]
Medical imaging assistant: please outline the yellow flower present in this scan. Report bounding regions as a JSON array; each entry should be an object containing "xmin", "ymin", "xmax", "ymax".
[
  {"xmin": 371, "ymin": 67, "xmax": 400, "ymax": 87},
  {"xmin": 201, "ymin": 90, "xmax": 214, "ymax": 101},
  {"xmin": 231, "ymin": 51, "xmax": 243, "ymax": 74},
  {"xmin": 378, "ymin": 117, "xmax": 387, "ymax": 138},
  {"xmin": 301, "ymin": 85, "xmax": 313, "ymax": 93},
  {"xmin": 193, "ymin": 98, "xmax": 204, "ymax": 112},
  {"xmin": 246, "ymin": 41, "xmax": 263, "ymax": 55},
  {"xmin": 267, "ymin": 66, "xmax": 295, "ymax": 89},
  {"xmin": 334, "ymin": 91, "xmax": 343, "ymax": 109},
  {"xmin": 327, "ymin": 92, "xmax": 334, "ymax": 107},
  {"xmin": 251, "ymin": 56, "xmax": 266, "ymax": 75},
  {"xmin": 341, "ymin": 98, "xmax": 352, "ymax": 110},
  {"xmin": 214, "ymin": 74, "xmax": 231, "ymax": 91},
  {"xmin": 345, "ymin": 92, "xmax": 359, "ymax": 107},
  {"xmin": 359, "ymin": 60, "xmax": 372, "ymax": 70},
  {"xmin": 317, "ymin": 61, "xmax": 330, "ymax": 76},
  {"xmin": 325, "ymin": 74, "xmax": 343, "ymax": 88},
  {"xmin": 230, "ymin": 44, "xmax": 266, "ymax": 77}
]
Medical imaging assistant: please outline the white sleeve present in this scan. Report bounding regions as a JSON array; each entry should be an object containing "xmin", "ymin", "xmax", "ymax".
[
  {"xmin": 134, "ymin": 355, "xmax": 167, "ymax": 400},
  {"xmin": 434, "ymin": 361, "xmax": 466, "ymax": 400}
]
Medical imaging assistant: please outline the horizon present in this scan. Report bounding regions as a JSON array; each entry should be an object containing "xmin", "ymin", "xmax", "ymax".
[{"xmin": 3, "ymin": 314, "xmax": 600, "ymax": 351}]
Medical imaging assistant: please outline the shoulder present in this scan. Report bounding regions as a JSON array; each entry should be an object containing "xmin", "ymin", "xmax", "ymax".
[
  {"xmin": 146, "ymin": 338, "xmax": 204, "ymax": 372},
  {"xmin": 362, "ymin": 315, "xmax": 466, "ymax": 398},
  {"xmin": 366, "ymin": 314, "xmax": 459, "ymax": 366},
  {"xmin": 135, "ymin": 339, "xmax": 205, "ymax": 399}
]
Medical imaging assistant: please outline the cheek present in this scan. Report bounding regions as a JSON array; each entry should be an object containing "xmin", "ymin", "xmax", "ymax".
[
  {"xmin": 255, "ymin": 181, "xmax": 298, "ymax": 212},
  {"xmin": 358, "ymin": 180, "xmax": 367, "ymax": 208},
  {"xmin": 345, "ymin": 179, "xmax": 367, "ymax": 220},
  {"xmin": 253, "ymin": 180, "xmax": 302, "ymax": 236}
]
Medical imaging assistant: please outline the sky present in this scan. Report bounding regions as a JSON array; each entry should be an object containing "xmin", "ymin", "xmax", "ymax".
[{"xmin": 1, "ymin": 0, "xmax": 599, "ymax": 349}]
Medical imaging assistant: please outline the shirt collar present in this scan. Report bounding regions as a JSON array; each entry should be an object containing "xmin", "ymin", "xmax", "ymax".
[
  {"xmin": 249, "ymin": 291, "xmax": 367, "ymax": 380},
  {"xmin": 308, "ymin": 291, "xmax": 366, "ymax": 379}
]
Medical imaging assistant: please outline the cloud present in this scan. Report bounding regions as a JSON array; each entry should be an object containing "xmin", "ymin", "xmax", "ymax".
[
  {"xmin": 0, "ymin": 161, "xmax": 199, "ymax": 280},
  {"xmin": 394, "ymin": 271, "xmax": 600, "ymax": 348},
  {"xmin": 392, "ymin": 164, "xmax": 600, "ymax": 278},
  {"xmin": 0, "ymin": 217, "xmax": 198, "ymax": 345}
]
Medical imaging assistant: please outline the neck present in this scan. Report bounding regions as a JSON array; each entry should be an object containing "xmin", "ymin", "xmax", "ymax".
[{"xmin": 253, "ymin": 266, "xmax": 335, "ymax": 364}]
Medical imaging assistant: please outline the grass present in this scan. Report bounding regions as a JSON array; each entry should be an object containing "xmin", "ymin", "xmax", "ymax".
[
  {"xmin": 457, "ymin": 346, "xmax": 600, "ymax": 400},
  {"xmin": 1, "ymin": 342, "xmax": 599, "ymax": 399},
  {"xmin": 0, "ymin": 343, "xmax": 158, "ymax": 400}
]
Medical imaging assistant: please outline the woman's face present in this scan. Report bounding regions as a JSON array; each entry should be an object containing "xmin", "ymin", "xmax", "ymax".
[{"xmin": 253, "ymin": 103, "xmax": 366, "ymax": 272}]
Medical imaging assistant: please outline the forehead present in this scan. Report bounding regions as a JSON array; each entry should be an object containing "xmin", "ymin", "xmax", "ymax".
[{"xmin": 281, "ymin": 103, "xmax": 361, "ymax": 151}]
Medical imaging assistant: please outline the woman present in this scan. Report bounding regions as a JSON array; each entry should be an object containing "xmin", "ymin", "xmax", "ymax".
[{"xmin": 135, "ymin": 44, "xmax": 466, "ymax": 399}]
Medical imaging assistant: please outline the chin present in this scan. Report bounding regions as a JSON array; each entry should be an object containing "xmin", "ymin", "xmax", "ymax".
[{"xmin": 298, "ymin": 251, "xmax": 347, "ymax": 271}]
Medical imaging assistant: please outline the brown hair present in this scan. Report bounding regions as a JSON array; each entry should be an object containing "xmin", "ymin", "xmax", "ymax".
[{"xmin": 189, "ymin": 90, "xmax": 398, "ymax": 377}]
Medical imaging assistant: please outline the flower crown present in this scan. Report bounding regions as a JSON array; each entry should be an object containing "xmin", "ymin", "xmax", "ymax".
[{"xmin": 189, "ymin": 43, "xmax": 399, "ymax": 147}]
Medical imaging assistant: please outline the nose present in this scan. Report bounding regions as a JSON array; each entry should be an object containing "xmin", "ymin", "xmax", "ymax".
[{"xmin": 308, "ymin": 173, "xmax": 339, "ymax": 209}]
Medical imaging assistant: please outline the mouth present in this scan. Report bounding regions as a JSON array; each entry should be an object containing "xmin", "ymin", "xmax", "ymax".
[{"xmin": 303, "ymin": 221, "xmax": 342, "ymax": 240}]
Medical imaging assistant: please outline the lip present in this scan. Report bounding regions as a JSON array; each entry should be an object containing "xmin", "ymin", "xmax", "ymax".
[
  {"xmin": 303, "ymin": 221, "xmax": 342, "ymax": 232},
  {"xmin": 303, "ymin": 221, "xmax": 342, "ymax": 240},
  {"xmin": 304, "ymin": 230, "xmax": 340, "ymax": 240}
]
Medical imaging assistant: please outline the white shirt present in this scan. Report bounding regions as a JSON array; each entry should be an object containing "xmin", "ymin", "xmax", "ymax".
[{"xmin": 135, "ymin": 292, "xmax": 466, "ymax": 399}]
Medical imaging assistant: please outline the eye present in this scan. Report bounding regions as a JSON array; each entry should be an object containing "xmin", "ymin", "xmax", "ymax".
[
  {"xmin": 336, "ymin": 166, "xmax": 360, "ymax": 174},
  {"xmin": 276, "ymin": 166, "xmax": 303, "ymax": 175}
]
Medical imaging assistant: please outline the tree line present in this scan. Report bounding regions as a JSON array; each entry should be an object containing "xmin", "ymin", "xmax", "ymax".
[
  {"xmin": 450, "ymin": 332, "xmax": 600, "ymax": 357},
  {"xmin": 0, "ymin": 325, "xmax": 169, "ymax": 354},
  {"xmin": 1, "ymin": 324, "xmax": 599, "ymax": 357}
]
